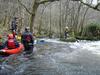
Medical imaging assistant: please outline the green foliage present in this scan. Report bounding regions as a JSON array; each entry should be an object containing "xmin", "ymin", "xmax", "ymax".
[
  {"xmin": 76, "ymin": 36, "xmax": 100, "ymax": 41},
  {"xmin": 87, "ymin": 23, "xmax": 100, "ymax": 36},
  {"xmin": 69, "ymin": 30, "xmax": 75, "ymax": 37},
  {"xmin": 85, "ymin": 23, "xmax": 100, "ymax": 36},
  {"xmin": 77, "ymin": 23, "xmax": 100, "ymax": 40}
]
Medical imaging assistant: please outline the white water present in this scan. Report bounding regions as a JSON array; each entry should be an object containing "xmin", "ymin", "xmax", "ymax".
[
  {"xmin": 43, "ymin": 39, "xmax": 100, "ymax": 75},
  {"xmin": 42, "ymin": 38, "xmax": 100, "ymax": 55},
  {"xmin": 1, "ymin": 39, "xmax": 100, "ymax": 75},
  {"xmin": 39, "ymin": 38, "xmax": 67, "ymax": 44},
  {"xmin": 70, "ymin": 41, "xmax": 100, "ymax": 55}
]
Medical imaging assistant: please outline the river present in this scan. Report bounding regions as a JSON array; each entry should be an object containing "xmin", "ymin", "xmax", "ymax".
[{"xmin": 0, "ymin": 39, "xmax": 100, "ymax": 75}]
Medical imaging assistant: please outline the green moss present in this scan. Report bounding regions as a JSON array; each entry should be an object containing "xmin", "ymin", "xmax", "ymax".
[
  {"xmin": 76, "ymin": 36, "xmax": 100, "ymax": 41},
  {"xmin": 60, "ymin": 37, "xmax": 77, "ymax": 42}
]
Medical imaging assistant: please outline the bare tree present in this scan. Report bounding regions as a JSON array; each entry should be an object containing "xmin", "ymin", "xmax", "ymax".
[
  {"xmin": 18, "ymin": 0, "xmax": 59, "ymax": 32},
  {"xmin": 72, "ymin": 0, "xmax": 100, "ymax": 11},
  {"xmin": 79, "ymin": 7, "xmax": 89, "ymax": 36}
]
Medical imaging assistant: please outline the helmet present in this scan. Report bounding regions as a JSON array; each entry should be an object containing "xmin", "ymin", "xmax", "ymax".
[
  {"xmin": 65, "ymin": 26, "xmax": 68, "ymax": 29},
  {"xmin": 8, "ymin": 34, "xmax": 14, "ymax": 39},
  {"xmin": 25, "ymin": 27, "xmax": 30, "ymax": 32}
]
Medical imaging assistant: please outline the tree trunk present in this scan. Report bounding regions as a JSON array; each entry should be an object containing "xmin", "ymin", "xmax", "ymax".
[
  {"xmin": 30, "ymin": 0, "xmax": 39, "ymax": 32},
  {"xmin": 30, "ymin": 14, "xmax": 35, "ymax": 32},
  {"xmin": 80, "ymin": 7, "xmax": 89, "ymax": 36},
  {"xmin": 74, "ymin": 2, "xmax": 82, "ymax": 34},
  {"xmin": 49, "ymin": 3, "xmax": 52, "ymax": 38},
  {"xmin": 59, "ymin": 0, "xmax": 62, "ymax": 39}
]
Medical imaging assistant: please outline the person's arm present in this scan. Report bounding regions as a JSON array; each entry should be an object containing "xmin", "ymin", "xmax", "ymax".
[
  {"xmin": 3, "ymin": 41, "xmax": 7, "ymax": 48},
  {"xmin": 30, "ymin": 33, "xmax": 34, "ymax": 45},
  {"xmin": 14, "ymin": 40, "xmax": 19, "ymax": 47},
  {"xmin": 21, "ymin": 34, "xmax": 23, "ymax": 43}
]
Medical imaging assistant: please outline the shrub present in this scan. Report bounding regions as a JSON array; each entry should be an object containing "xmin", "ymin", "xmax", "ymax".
[{"xmin": 84, "ymin": 23, "xmax": 100, "ymax": 37}]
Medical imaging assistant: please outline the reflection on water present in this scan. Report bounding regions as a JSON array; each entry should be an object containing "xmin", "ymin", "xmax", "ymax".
[{"xmin": 1, "ymin": 40, "xmax": 100, "ymax": 75}]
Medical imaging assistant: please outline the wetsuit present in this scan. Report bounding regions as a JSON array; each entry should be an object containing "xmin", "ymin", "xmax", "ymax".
[{"xmin": 21, "ymin": 32, "xmax": 34, "ymax": 54}]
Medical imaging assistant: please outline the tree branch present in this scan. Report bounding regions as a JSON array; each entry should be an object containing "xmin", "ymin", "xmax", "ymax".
[
  {"xmin": 94, "ymin": 3, "xmax": 100, "ymax": 9},
  {"xmin": 38, "ymin": 0, "xmax": 48, "ymax": 4},
  {"xmin": 38, "ymin": 0, "xmax": 59, "ymax": 4},
  {"xmin": 80, "ymin": 0, "xmax": 100, "ymax": 11},
  {"xmin": 18, "ymin": 0, "xmax": 33, "ymax": 14},
  {"xmin": 18, "ymin": 0, "xmax": 60, "ymax": 15},
  {"xmin": 72, "ymin": 0, "xmax": 100, "ymax": 11}
]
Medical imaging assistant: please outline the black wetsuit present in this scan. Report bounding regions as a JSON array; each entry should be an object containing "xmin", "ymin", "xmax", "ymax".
[{"xmin": 21, "ymin": 31, "xmax": 34, "ymax": 54}]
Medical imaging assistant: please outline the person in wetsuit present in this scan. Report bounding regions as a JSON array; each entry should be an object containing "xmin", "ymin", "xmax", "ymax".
[{"xmin": 21, "ymin": 27, "xmax": 34, "ymax": 54}]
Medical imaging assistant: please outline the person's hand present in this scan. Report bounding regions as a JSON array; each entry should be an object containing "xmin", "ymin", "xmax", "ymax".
[
  {"xmin": 0, "ymin": 49, "xmax": 5, "ymax": 52},
  {"xmin": 33, "ymin": 36, "xmax": 36, "ymax": 39}
]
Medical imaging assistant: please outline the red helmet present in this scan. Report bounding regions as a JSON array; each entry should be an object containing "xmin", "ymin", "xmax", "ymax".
[{"xmin": 8, "ymin": 34, "xmax": 14, "ymax": 39}]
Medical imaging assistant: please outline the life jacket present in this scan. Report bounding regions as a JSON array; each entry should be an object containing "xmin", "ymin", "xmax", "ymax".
[
  {"xmin": 25, "ymin": 35, "xmax": 31, "ymax": 42},
  {"xmin": 17, "ymin": 35, "xmax": 21, "ymax": 41},
  {"xmin": 7, "ymin": 39, "xmax": 16, "ymax": 49}
]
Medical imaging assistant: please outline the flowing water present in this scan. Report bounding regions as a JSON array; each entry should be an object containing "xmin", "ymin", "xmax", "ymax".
[{"xmin": 0, "ymin": 39, "xmax": 100, "ymax": 75}]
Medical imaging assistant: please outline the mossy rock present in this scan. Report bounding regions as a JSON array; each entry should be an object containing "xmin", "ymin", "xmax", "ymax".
[
  {"xmin": 85, "ymin": 37, "xmax": 100, "ymax": 41},
  {"xmin": 76, "ymin": 36, "xmax": 100, "ymax": 41},
  {"xmin": 60, "ymin": 37, "xmax": 77, "ymax": 42}
]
